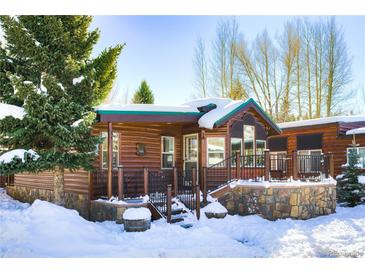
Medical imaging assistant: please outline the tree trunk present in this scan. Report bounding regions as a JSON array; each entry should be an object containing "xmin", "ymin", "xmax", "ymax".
[{"xmin": 53, "ymin": 165, "xmax": 65, "ymax": 206}]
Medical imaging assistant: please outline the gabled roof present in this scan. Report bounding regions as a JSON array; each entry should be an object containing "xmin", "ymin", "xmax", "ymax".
[{"xmin": 95, "ymin": 98, "xmax": 281, "ymax": 134}]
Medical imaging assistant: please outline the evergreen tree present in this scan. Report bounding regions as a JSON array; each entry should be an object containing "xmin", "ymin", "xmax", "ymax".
[
  {"xmin": 337, "ymin": 149, "xmax": 365, "ymax": 207},
  {"xmin": 0, "ymin": 16, "xmax": 123, "ymax": 205},
  {"xmin": 132, "ymin": 80, "xmax": 154, "ymax": 104}
]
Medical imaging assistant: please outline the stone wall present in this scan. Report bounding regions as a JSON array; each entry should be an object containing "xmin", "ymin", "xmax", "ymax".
[
  {"xmin": 6, "ymin": 185, "xmax": 90, "ymax": 219},
  {"xmin": 90, "ymin": 200, "xmax": 147, "ymax": 223},
  {"xmin": 217, "ymin": 183, "xmax": 336, "ymax": 220}
]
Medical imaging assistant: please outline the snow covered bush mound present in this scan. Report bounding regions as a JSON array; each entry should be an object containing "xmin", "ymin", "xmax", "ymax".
[
  {"xmin": 1, "ymin": 188, "xmax": 365, "ymax": 258},
  {"xmin": 203, "ymin": 202, "xmax": 228, "ymax": 214},
  {"xmin": 123, "ymin": 208, "xmax": 151, "ymax": 221},
  {"xmin": 0, "ymin": 149, "xmax": 39, "ymax": 164}
]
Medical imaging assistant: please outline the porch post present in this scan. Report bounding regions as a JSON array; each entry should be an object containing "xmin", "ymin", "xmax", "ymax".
[
  {"xmin": 167, "ymin": 184, "xmax": 172, "ymax": 223},
  {"xmin": 264, "ymin": 149, "xmax": 270, "ymax": 181},
  {"xmin": 173, "ymin": 167, "xmax": 178, "ymax": 196},
  {"xmin": 202, "ymin": 167, "xmax": 207, "ymax": 204},
  {"xmin": 195, "ymin": 183, "xmax": 201, "ymax": 220},
  {"xmin": 118, "ymin": 166, "xmax": 124, "ymax": 200},
  {"xmin": 144, "ymin": 168, "xmax": 149, "ymax": 195},
  {"xmin": 329, "ymin": 153, "xmax": 335, "ymax": 178},
  {"xmin": 236, "ymin": 152, "xmax": 241, "ymax": 179},
  {"xmin": 292, "ymin": 150, "xmax": 298, "ymax": 180},
  {"xmin": 107, "ymin": 122, "xmax": 113, "ymax": 198}
]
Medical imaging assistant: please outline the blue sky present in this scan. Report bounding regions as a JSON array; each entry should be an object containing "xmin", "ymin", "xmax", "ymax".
[{"xmin": 91, "ymin": 16, "xmax": 365, "ymax": 106}]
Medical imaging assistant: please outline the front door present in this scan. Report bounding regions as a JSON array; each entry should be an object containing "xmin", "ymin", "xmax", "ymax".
[{"xmin": 183, "ymin": 134, "xmax": 199, "ymax": 171}]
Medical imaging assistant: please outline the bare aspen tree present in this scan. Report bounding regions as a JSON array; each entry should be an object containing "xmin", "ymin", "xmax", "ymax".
[
  {"xmin": 279, "ymin": 22, "xmax": 296, "ymax": 121},
  {"xmin": 211, "ymin": 20, "xmax": 229, "ymax": 97},
  {"xmin": 324, "ymin": 17, "xmax": 351, "ymax": 116},
  {"xmin": 293, "ymin": 20, "xmax": 302, "ymax": 118},
  {"xmin": 193, "ymin": 37, "xmax": 208, "ymax": 97},
  {"xmin": 313, "ymin": 21, "xmax": 325, "ymax": 118}
]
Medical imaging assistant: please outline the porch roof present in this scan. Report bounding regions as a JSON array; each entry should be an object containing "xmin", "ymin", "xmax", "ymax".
[{"xmin": 95, "ymin": 98, "xmax": 281, "ymax": 134}]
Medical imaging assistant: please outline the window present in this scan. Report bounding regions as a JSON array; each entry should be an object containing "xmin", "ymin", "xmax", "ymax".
[
  {"xmin": 161, "ymin": 136, "xmax": 175, "ymax": 169},
  {"xmin": 207, "ymin": 137, "xmax": 225, "ymax": 166},
  {"xmin": 347, "ymin": 147, "xmax": 365, "ymax": 168},
  {"xmin": 101, "ymin": 132, "xmax": 119, "ymax": 169},
  {"xmin": 297, "ymin": 134, "xmax": 322, "ymax": 150},
  {"xmin": 244, "ymin": 125, "xmax": 255, "ymax": 156},
  {"xmin": 268, "ymin": 137, "xmax": 287, "ymax": 152},
  {"xmin": 297, "ymin": 150, "xmax": 322, "ymax": 173},
  {"xmin": 231, "ymin": 138, "xmax": 242, "ymax": 166}
]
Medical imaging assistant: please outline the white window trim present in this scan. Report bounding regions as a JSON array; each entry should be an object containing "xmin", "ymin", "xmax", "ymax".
[
  {"xmin": 161, "ymin": 136, "xmax": 175, "ymax": 169},
  {"xmin": 256, "ymin": 140, "xmax": 267, "ymax": 154},
  {"xmin": 206, "ymin": 136, "xmax": 225, "ymax": 167},
  {"xmin": 346, "ymin": 147, "xmax": 365, "ymax": 166},
  {"xmin": 101, "ymin": 131, "xmax": 120, "ymax": 170}
]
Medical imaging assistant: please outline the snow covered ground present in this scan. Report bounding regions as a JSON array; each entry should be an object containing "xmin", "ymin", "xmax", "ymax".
[{"xmin": 0, "ymin": 188, "xmax": 364, "ymax": 258}]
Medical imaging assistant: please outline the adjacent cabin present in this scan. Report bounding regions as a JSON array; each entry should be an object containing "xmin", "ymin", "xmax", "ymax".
[{"xmin": 268, "ymin": 116, "xmax": 365, "ymax": 178}]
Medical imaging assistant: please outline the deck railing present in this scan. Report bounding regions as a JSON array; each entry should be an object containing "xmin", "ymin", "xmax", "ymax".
[{"xmin": 203, "ymin": 151, "xmax": 334, "ymax": 193}]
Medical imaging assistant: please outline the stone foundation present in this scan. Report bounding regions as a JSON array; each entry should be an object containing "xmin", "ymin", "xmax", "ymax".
[
  {"xmin": 217, "ymin": 183, "xmax": 336, "ymax": 220},
  {"xmin": 6, "ymin": 185, "xmax": 89, "ymax": 219},
  {"xmin": 90, "ymin": 200, "xmax": 147, "ymax": 223}
]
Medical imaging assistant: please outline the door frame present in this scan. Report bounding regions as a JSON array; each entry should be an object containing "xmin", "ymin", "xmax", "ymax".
[{"xmin": 183, "ymin": 133, "xmax": 199, "ymax": 172}]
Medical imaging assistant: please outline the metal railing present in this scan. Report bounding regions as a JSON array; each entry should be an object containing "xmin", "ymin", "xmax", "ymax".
[
  {"xmin": 148, "ymin": 169, "xmax": 172, "ymax": 217},
  {"xmin": 204, "ymin": 151, "xmax": 334, "ymax": 194},
  {"xmin": 176, "ymin": 169, "xmax": 197, "ymax": 211}
]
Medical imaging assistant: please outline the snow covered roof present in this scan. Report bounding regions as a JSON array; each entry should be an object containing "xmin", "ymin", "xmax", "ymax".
[
  {"xmin": 95, "ymin": 97, "xmax": 280, "ymax": 133},
  {"xmin": 96, "ymin": 103, "xmax": 200, "ymax": 115},
  {"xmin": 279, "ymin": 115, "xmax": 365, "ymax": 129},
  {"xmin": 0, "ymin": 103, "xmax": 25, "ymax": 120},
  {"xmin": 346, "ymin": 127, "xmax": 365, "ymax": 135}
]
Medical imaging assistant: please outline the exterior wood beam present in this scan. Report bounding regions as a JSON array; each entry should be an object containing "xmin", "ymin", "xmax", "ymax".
[{"xmin": 107, "ymin": 122, "xmax": 113, "ymax": 198}]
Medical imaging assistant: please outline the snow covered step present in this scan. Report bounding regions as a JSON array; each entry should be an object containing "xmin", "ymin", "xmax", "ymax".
[{"xmin": 170, "ymin": 217, "xmax": 185, "ymax": 223}]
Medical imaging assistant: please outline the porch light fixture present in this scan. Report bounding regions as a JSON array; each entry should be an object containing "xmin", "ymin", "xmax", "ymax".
[{"xmin": 136, "ymin": 143, "xmax": 145, "ymax": 156}]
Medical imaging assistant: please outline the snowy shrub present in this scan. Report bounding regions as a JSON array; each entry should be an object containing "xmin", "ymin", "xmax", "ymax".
[{"xmin": 337, "ymin": 150, "xmax": 365, "ymax": 207}]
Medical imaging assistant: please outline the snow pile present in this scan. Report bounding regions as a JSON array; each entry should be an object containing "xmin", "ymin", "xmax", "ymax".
[
  {"xmin": 1, "ymin": 190, "xmax": 365, "ymax": 257},
  {"xmin": 347, "ymin": 127, "xmax": 365, "ymax": 135},
  {"xmin": 279, "ymin": 115, "xmax": 365, "ymax": 129},
  {"xmin": 0, "ymin": 149, "xmax": 39, "ymax": 164},
  {"xmin": 203, "ymin": 202, "xmax": 228, "ymax": 214},
  {"xmin": 359, "ymin": 175, "xmax": 365, "ymax": 185},
  {"xmin": 71, "ymin": 119, "xmax": 84, "ymax": 127},
  {"xmin": 123, "ymin": 207, "xmax": 151, "ymax": 221},
  {"xmin": 73, "ymin": 76, "xmax": 84, "ymax": 85},
  {"xmin": 0, "ymin": 103, "xmax": 25, "ymax": 120}
]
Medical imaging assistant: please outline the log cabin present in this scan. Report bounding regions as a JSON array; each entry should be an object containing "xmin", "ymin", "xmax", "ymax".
[{"xmin": 2, "ymin": 97, "xmax": 337, "ymax": 220}]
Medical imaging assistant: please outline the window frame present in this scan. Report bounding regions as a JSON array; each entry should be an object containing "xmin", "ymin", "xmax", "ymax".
[
  {"xmin": 206, "ymin": 136, "xmax": 226, "ymax": 167},
  {"xmin": 346, "ymin": 147, "xmax": 365, "ymax": 168},
  {"xmin": 161, "ymin": 136, "xmax": 175, "ymax": 169},
  {"xmin": 101, "ymin": 131, "xmax": 120, "ymax": 170},
  {"xmin": 270, "ymin": 151, "xmax": 288, "ymax": 171}
]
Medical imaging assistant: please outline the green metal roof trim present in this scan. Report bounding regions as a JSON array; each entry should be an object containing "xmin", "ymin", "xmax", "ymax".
[
  {"xmin": 213, "ymin": 98, "xmax": 281, "ymax": 134},
  {"xmin": 96, "ymin": 110, "xmax": 203, "ymax": 116}
]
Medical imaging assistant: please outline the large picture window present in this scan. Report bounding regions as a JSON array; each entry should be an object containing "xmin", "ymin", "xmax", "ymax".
[
  {"xmin": 347, "ymin": 147, "xmax": 365, "ymax": 168},
  {"xmin": 101, "ymin": 132, "xmax": 119, "ymax": 169},
  {"xmin": 161, "ymin": 136, "xmax": 175, "ymax": 169},
  {"xmin": 207, "ymin": 137, "xmax": 225, "ymax": 166}
]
